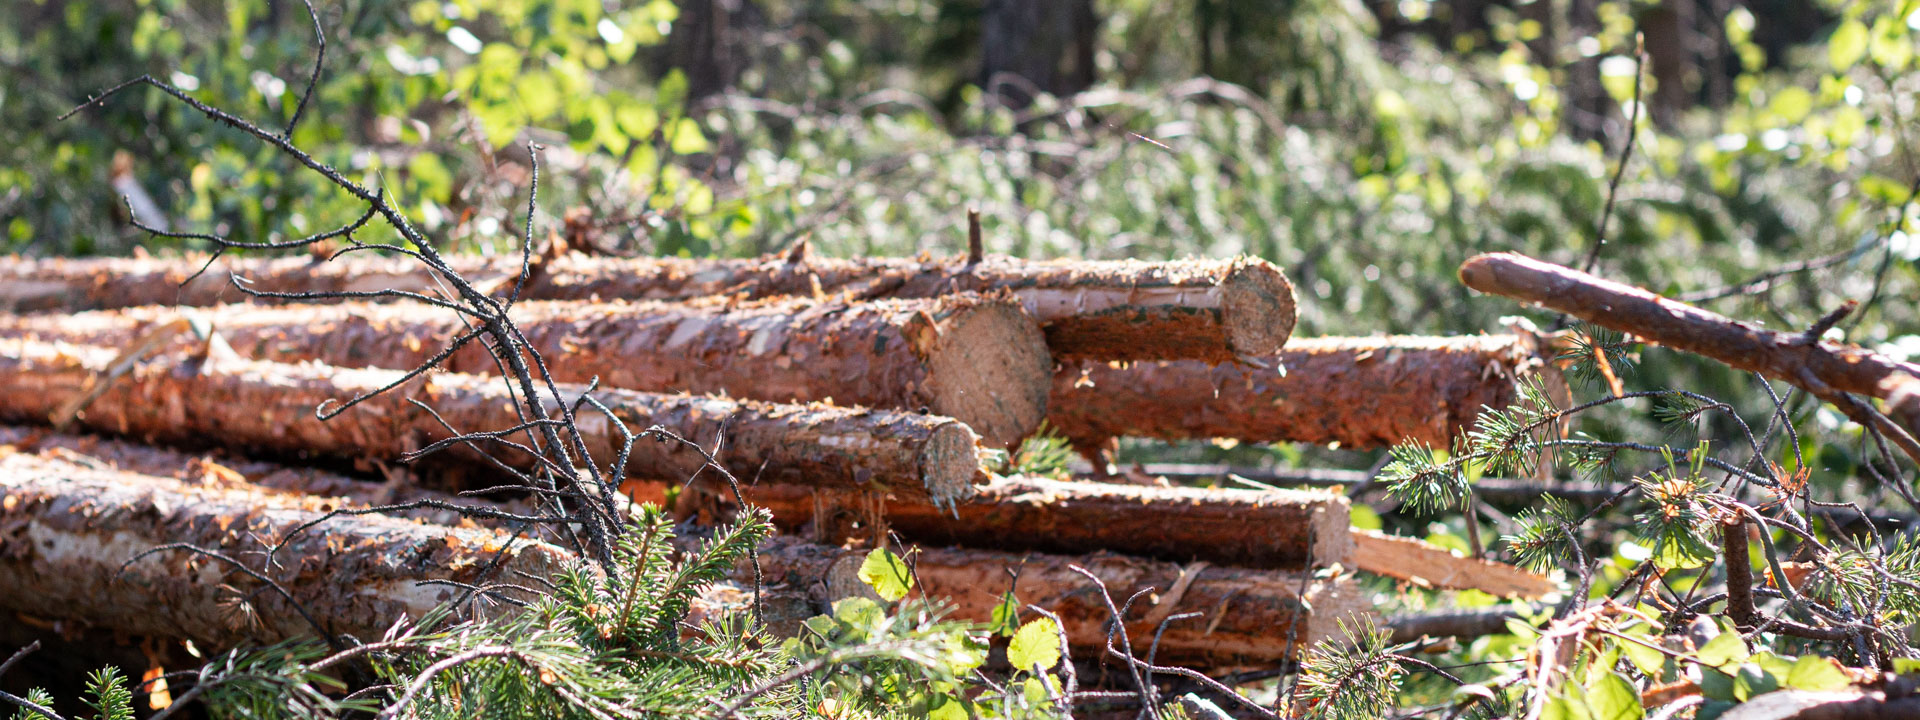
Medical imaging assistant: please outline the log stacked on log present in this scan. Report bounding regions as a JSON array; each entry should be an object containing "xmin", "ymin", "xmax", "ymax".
[
  {"xmin": 0, "ymin": 340, "xmax": 988, "ymax": 507},
  {"xmin": 0, "ymin": 293, "xmax": 1052, "ymax": 448},
  {"xmin": 0, "ymin": 253, "xmax": 1298, "ymax": 363}
]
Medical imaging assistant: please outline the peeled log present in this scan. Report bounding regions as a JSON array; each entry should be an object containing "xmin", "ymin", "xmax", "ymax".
[
  {"xmin": 0, "ymin": 340, "xmax": 986, "ymax": 506},
  {"xmin": 1048, "ymin": 334, "xmax": 1568, "ymax": 452},
  {"xmin": 0, "ymin": 452, "xmax": 572, "ymax": 648},
  {"xmin": 751, "ymin": 537, "xmax": 1372, "ymax": 665},
  {"xmin": 0, "ymin": 253, "xmax": 1296, "ymax": 363},
  {"xmin": 0, "ymin": 294, "xmax": 1051, "ymax": 447},
  {"xmin": 665, "ymin": 476, "xmax": 1353, "ymax": 570}
]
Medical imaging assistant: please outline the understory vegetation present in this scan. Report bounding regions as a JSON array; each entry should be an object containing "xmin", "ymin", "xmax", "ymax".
[{"xmin": 5, "ymin": 0, "xmax": 1920, "ymax": 717}]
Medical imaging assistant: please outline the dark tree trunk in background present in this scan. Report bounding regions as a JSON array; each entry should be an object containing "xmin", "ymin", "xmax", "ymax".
[
  {"xmin": 659, "ymin": 0, "xmax": 757, "ymax": 99},
  {"xmin": 1640, "ymin": 0, "xmax": 1693, "ymax": 130},
  {"xmin": 980, "ymin": 0, "xmax": 1097, "ymax": 107},
  {"xmin": 1562, "ymin": 0, "xmax": 1613, "ymax": 143}
]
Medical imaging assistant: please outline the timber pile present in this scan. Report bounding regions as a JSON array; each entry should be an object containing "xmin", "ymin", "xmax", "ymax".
[{"xmin": 0, "ymin": 248, "xmax": 1565, "ymax": 669}]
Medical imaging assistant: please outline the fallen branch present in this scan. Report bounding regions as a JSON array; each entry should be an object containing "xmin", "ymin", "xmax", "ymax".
[
  {"xmin": 1458, "ymin": 252, "xmax": 1920, "ymax": 462},
  {"xmin": 0, "ymin": 252, "xmax": 1297, "ymax": 363},
  {"xmin": 1350, "ymin": 530, "xmax": 1557, "ymax": 599},
  {"xmin": 0, "ymin": 293, "xmax": 1051, "ymax": 448},
  {"xmin": 0, "ymin": 452, "xmax": 570, "ymax": 648},
  {"xmin": 1048, "ymin": 334, "xmax": 1567, "ymax": 454},
  {"xmin": 0, "ymin": 341, "xmax": 987, "ymax": 506},
  {"xmin": 647, "ymin": 474, "xmax": 1353, "ymax": 570},
  {"xmin": 750, "ymin": 537, "xmax": 1373, "ymax": 665}
]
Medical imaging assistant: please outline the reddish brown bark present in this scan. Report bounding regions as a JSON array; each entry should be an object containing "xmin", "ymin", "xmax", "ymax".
[
  {"xmin": 1, "ymin": 252, "xmax": 1296, "ymax": 363},
  {"xmin": 750, "ymin": 537, "xmax": 1372, "ymax": 665},
  {"xmin": 0, "ymin": 293, "xmax": 1051, "ymax": 448},
  {"xmin": 1459, "ymin": 252, "xmax": 1920, "ymax": 453},
  {"xmin": 0, "ymin": 452, "xmax": 572, "ymax": 648},
  {"xmin": 1047, "ymin": 334, "xmax": 1567, "ymax": 453},
  {"xmin": 671, "ymin": 475, "xmax": 1353, "ymax": 570},
  {"xmin": 0, "ymin": 341, "xmax": 986, "ymax": 505}
]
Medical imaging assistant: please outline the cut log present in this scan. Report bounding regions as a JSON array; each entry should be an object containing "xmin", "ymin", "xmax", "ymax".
[
  {"xmin": 1459, "ymin": 252, "xmax": 1920, "ymax": 461},
  {"xmin": 0, "ymin": 452, "xmax": 572, "ymax": 648},
  {"xmin": 0, "ymin": 252, "xmax": 1297, "ymax": 363},
  {"xmin": 750, "ymin": 536, "xmax": 1373, "ymax": 665},
  {"xmin": 1047, "ymin": 334, "xmax": 1568, "ymax": 453},
  {"xmin": 0, "ymin": 425, "xmax": 537, "ymax": 528},
  {"xmin": 0, "ymin": 340, "xmax": 987, "ymax": 506},
  {"xmin": 1349, "ymin": 529, "xmax": 1556, "ymax": 599},
  {"xmin": 656, "ymin": 475, "xmax": 1353, "ymax": 570},
  {"xmin": 0, "ymin": 293, "xmax": 1051, "ymax": 447}
]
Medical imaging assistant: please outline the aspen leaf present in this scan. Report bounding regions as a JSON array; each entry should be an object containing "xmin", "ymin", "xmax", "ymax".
[
  {"xmin": 1007, "ymin": 617, "xmax": 1061, "ymax": 673},
  {"xmin": 857, "ymin": 548, "xmax": 913, "ymax": 602}
]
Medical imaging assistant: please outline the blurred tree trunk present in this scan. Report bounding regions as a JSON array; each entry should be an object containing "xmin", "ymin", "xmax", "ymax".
[
  {"xmin": 1640, "ymin": 0, "xmax": 1693, "ymax": 130},
  {"xmin": 980, "ymin": 0, "xmax": 1097, "ymax": 107},
  {"xmin": 658, "ymin": 0, "xmax": 759, "ymax": 99}
]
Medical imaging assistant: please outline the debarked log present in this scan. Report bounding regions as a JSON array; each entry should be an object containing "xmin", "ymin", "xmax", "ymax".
[
  {"xmin": 0, "ymin": 452, "xmax": 573, "ymax": 648},
  {"xmin": 670, "ymin": 475, "xmax": 1353, "ymax": 571},
  {"xmin": 750, "ymin": 537, "xmax": 1373, "ymax": 665},
  {"xmin": 0, "ymin": 252, "xmax": 1297, "ymax": 364},
  {"xmin": 0, "ymin": 340, "xmax": 987, "ymax": 506},
  {"xmin": 1047, "ymin": 334, "xmax": 1569, "ymax": 452},
  {"xmin": 0, "ymin": 293, "xmax": 1051, "ymax": 447}
]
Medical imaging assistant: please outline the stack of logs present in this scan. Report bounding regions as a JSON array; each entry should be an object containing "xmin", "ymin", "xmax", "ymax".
[{"xmin": 0, "ymin": 250, "xmax": 1559, "ymax": 668}]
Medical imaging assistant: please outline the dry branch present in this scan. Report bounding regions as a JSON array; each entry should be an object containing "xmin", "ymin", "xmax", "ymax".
[
  {"xmin": 0, "ymin": 252, "xmax": 1297, "ymax": 363},
  {"xmin": 0, "ymin": 293, "xmax": 1051, "ymax": 447},
  {"xmin": 1459, "ymin": 252, "xmax": 1920, "ymax": 454},
  {"xmin": 750, "ymin": 536, "xmax": 1372, "ymax": 665},
  {"xmin": 0, "ymin": 452, "xmax": 571, "ymax": 648},
  {"xmin": 1350, "ymin": 529, "xmax": 1557, "ymax": 598},
  {"xmin": 1047, "ymin": 334, "xmax": 1567, "ymax": 453},
  {"xmin": 0, "ymin": 340, "xmax": 986, "ymax": 506},
  {"xmin": 649, "ymin": 475, "xmax": 1353, "ymax": 570}
]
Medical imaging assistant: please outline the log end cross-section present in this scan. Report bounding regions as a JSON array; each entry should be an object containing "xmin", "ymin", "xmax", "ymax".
[{"xmin": 907, "ymin": 294, "xmax": 1055, "ymax": 449}]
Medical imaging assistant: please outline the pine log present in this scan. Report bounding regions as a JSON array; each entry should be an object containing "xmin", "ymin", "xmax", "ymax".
[
  {"xmin": 0, "ymin": 340, "xmax": 987, "ymax": 506},
  {"xmin": 661, "ymin": 476, "xmax": 1353, "ymax": 570},
  {"xmin": 0, "ymin": 452, "xmax": 572, "ymax": 648},
  {"xmin": 0, "ymin": 252, "xmax": 1297, "ymax": 363},
  {"xmin": 1458, "ymin": 252, "xmax": 1920, "ymax": 458},
  {"xmin": 1047, "ymin": 334, "xmax": 1568, "ymax": 452},
  {"xmin": 750, "ymin": 536, "xmax": 1373, "ymax": 665},
  {"xmin": 0, "ymin": 425, "xmax": 537, "ymax": 528},
  {"xmin": 0, "ymin": 293, "xmax": 1051, "ymax": 447},
  {"xmin": 1349, "ymin": 529, "xmax": 1556, "ymax": 599}
]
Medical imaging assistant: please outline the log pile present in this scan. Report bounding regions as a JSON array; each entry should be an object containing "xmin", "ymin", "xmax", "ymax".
[{"xmin": 0, "ymin": 248, "xmax": 1563, "ymax": 669}]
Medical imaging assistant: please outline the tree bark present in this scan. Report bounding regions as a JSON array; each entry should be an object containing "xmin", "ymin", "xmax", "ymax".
[
  {"xmin": 1047, "ymin": 334, "xmax": 1567, "ymax": 454},
  {"xmin": 0, "ymin": 292, "xmax": 1051, "ymax": 449},
  {"xmin": 0, "ymin": 452, "xmax": 572, "ymax": 649},
  {"xmin": 750, "ymin": 537, "xmax": 1373, "ymax": 665},
  {"xmin": 1458, "ymin": 252, "xmax": 1920, "ymax": 453},
  {"xmin": 0, "ymin": 340, "xmax": 987, "ymax": 506},
  {"xmin": 647, "ymin": 474, "xmax": 1353, "ymax": 570},
  {"xmin": 0, "ymin": 252, "xmax": 1296, "ymax": 364}
]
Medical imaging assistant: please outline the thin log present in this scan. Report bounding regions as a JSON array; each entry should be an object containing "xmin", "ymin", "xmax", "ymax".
[
  {"xmin": 1350, "ymin": 529, "xmax": 1556, "ymax": 598},
  {"xmin": 749, "ymin": 536, "xmax": 1373, "ymax": 665},
  {"xmin": 0, "ymin": 340, "xmax": 986, "ymax": 506},
  {"xmin": 1458, "ymin": 252, "xmax": 1920, "ymax": 455},
  {"xmin": 0, "ymin": 293, "xmax": 1051, "ymax": 447},
  {"xmin": 0, "ymin": 425, "xmax": 536, "ymax": 528},
  {"xmin": 1388, "ymin": 608, "xmax": 1530, "ymax": 642},
  {"xmin": 651, "ymin": 475, "xmax": 1353, "ymax": 570},
  {"xmin": 0, "ymin": 452, "xmax": 572, "ymax": 648},
  {"xmin": 0, "ymin": 252, "xmax": 1297, "ymax": 363},
  {"xmin": 1047, "ymin": 334, "xmax": 1568, "ymax": 453}
]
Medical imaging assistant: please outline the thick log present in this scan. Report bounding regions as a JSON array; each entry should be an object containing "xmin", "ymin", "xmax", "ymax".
[
  {"xmin": 670, "ymin": 476, "xmax": 1353, "ymax": 570},
  {"xmin": 0, "ymin": 452, "xmax": 571, "ymax": 648},
  {"xmin": 1459, "ymin": 252, "xmax": 1920, "ymax": 454},
  {"xmin": 1047, "ymin": 334, "xmax": 1568, "ymax": 452},
  {"xmin": 0, "ymin": 252, "xmax": 1297, "ymax": 363},
  {"xmin": 0, "ymin": 293, "xmax": 1051, "ymax": 447},
  {"xmin": 750, "ymin": 537, "xmax": 1373, "ymax": 665},
  {"xmin": 0, "ymin": 340, "xmax": 986, "ymax": 506},
  {"xmin": 1349, "ymin": 529, "xmax": 1556, "ymax": 599},
  {"xmin": 0, "ymin": 425, "xmax": 537, "ymax": 528}
]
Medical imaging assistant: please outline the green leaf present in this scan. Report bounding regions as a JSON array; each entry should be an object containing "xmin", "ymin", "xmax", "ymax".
[
  {"xmin": 1350, "ymin": 503, "xmax": 1383, "ymax": 531},
  {"xmin": 1768, "ymin": 86, "xmax": 1813, "ymax": 123},
  {"xmin": 989, "ymin": 590, "xmax": 1021, "ymax": 637},
  {"xmin": 857, "ymin": 548, "xmax": 914, "ymax": 602},
  {"xmin": 1786, "ymin": 655, "xmax": 1851, "ymax": 691},
  {"xmin": 1585, "ymin": 671, "xmax": 1644, "ymax": 720},
  {"xmin": 1895, "ymin": 658, "xmax": 1920, "ymax": 675},
  {"xmin": 927, "ymin": 695, "xmax": 968, "ymax": 720},
  {"xmin": 1699, "ymin": 669, "xmax": 1736, "ymax": 702},
  {"xmin": 1829, "ymin": 20, "xmax": 1869, "ymax": 71},
  {"xmin": 1732, "ymin": 662, "xmax": 1780, "ymax": 701},
  {"xmin": 668, "ymin": 118, "xmax": 709, "ymax": 154},
  {"xmin": 1008, "ymin": 617, "xmax": 1063, "ymax": 673},
  {"xmin": 1696, "ymin": 633, "xmax": 1749, "ymax": 668}
]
